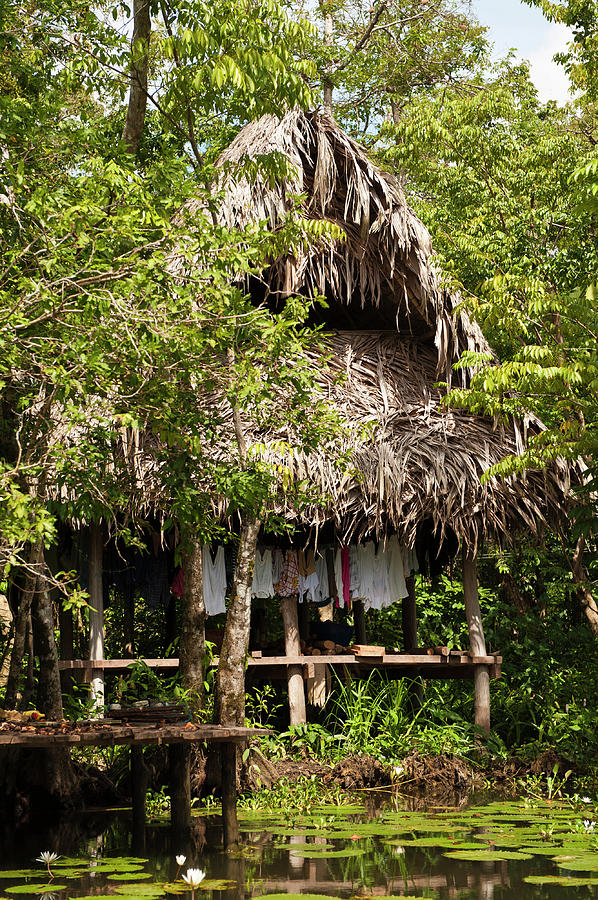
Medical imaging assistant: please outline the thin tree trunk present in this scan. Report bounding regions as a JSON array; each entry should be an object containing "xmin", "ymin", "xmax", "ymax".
[
  {"xmin": 32, "ymin": 573, "xmax": 63, "ymax": 719},
  {"xmin": 179, "ymin": 534, "xmax": 205, "ymax": 704},
  {"xmin": 572, "ymin": 536, "xmax": 598, "ymax": 636},
  {"xmin": 215, "ymin": 519, "xmax": 260, "ymax": 726},
  {"xmin": 463, "ymin": 551, "xmax": 490, "ymax": 734},
  {"xmin": 4, "ymin": 542, "xmax": 43, "ymax": 709},
  {"xmin": 122, "ymin": 0, "xmax": 151, "ymax": 155}
]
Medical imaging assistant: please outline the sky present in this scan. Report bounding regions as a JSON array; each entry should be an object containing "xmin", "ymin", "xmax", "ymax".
[{"xmin": 473, "ymin": 0, "xmax": 572, "ymax": 103}]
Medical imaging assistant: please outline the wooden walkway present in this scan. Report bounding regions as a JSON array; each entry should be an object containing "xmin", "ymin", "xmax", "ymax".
[
  {"xmin": 0, "ymin": 722, "xmax": 264, "ymax": 847},
  {"xmin": 58, "ymin": 651, "xmax": 502, "ymax": 681}
]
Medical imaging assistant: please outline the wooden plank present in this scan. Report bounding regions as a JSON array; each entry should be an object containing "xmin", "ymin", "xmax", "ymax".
[{"xmin": 351, "ymin": 644, "xmax": 385, "ymax": 657}]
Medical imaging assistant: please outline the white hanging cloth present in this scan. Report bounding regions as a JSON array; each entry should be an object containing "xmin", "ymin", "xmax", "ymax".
[
  {"xmin": 202, "ymin": 545, "xmax": 227, "ymax": 617},
  {"xmin": 387, "ymin": 535, "xmax": 409, "ymax": 600},
  {"xmin": 252, "ymin": 547, "xmax": 274, "ymax": 598}
]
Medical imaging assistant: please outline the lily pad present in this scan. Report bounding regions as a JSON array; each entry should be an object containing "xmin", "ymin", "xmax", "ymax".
[
  {"xmin": 524, "ymin": 875, "xmax": 598, "ymax": 886},
  {"xmin": 108, "ymin": 874, "xmax": 153, "ymax": 882},
  {"xmin": 113, "ymin": 885, "xmax": 164, "ymax": 897},
  {"xmin": 0, "ymin": 874, "xmax": 49, "ymax": 882},
  {"xmin": 556, "ymin": 856, "xmax": 598, "ymax": 871},
  {"xmin": 254, "ymin": 895, "xmax": 338, "ymax": 900},
  {"xmin": 520, "ymin": 845, "xmax": 568, "ymax": 855},
  {"xmin": 385, "ymin": 838, "xmax": 484, "ymax": 849},
  {"xmin": 6, "ymin": 886, "xmax": 67, "ymax": 894},
  {"xmin": 288, "ymin": 848, "xmax": 366, "ymax": 859},
  {"xmin": 443, "ymin": 850, "xmax": 533, "ymax": 861},
  {"xmin": 273, "ymin": 843, "xmax": 333, "ymax": 851},
  {"xmin": 198, "ymin": 880, "xmax": 237, "ymax": 891}
]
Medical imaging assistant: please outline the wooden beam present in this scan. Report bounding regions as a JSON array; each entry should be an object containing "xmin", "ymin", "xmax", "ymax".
[
  {"xmin": 130, "ymin": 745, "xmax": 147, "ymax": 853},
  {"xmin": 169, "ymin": 744, "xmax": 191, "ymax": 836},
  {"xmin": 353, "ymin": 599, "xmax": 366, "ymax": 643},
  {"xmin": 463, "ymin": 550, "xmax": 490, "ymax": 734},
  {"xmin": 221, "ymin": 742, "xmax": 239, "ymax": 848},
  {"xmin": 280, "ymin": 596, "xmax": 306, "ymax": 725},
  {"xmin": 88, "ymin": 523, "xmax": 104, "ymax": 713}
]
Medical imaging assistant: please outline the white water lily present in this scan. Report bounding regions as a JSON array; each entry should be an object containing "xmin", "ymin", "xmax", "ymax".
[
  {"xmin": 583, "ymin": 820, "xmax": 596, "ymax": 832},
  {"xmin": 35, "ymin": 852, "xmax": 60, "ymax": 879},
  {"xmin": 182, "ymin": 869, "xmax": 205, "ymax": 889},
  {"xmin": 176, "ymin": 856, "xmax": 187, "ymax": 866},
  {"xmin": 581, "ymin": 796, "xmax": 592, "ymax": 803}
]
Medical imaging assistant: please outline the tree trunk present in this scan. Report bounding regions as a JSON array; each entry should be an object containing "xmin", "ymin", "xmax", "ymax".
[
  {"xmin": 179, "ymin": 534, "xmax": 205, "ymax": 705},
  {"xmin": 572, "ymin": 536, "xmax": 598, "ymax": 635},
  {"xmin": 463, "ymin": 550, "xmax": 490, "ymax": 734},
  {"xmin": 215, "ymin": 519, "xmax": 260, "ymax": 726},
  {"xmin": 32, "ymin": 575, "xmax": 63, "ymax": 719},
  {"xmin": 121, "ymin": 0, "xmax": 151, "ymax": 155},
  {"xmin": 4, "ymin": 542, "xmax": 43, "ymax": 709}
]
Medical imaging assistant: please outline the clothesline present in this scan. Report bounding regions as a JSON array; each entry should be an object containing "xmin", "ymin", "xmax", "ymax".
[{"xmin": 196, "ymin": 538, "xmax": 419, "ymax": 619}]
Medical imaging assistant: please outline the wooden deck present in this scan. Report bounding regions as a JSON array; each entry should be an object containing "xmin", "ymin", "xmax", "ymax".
[
  {"xmin": 0, "ymin": 721, "xmax": 265, "ymax": 748},
  {"xmin": 0, "ymin": 722, "xmax": 264, "ymax": 847},
  {"xmin": 58, "ymin": 651, "xmax": 502, "ymax": 681}
]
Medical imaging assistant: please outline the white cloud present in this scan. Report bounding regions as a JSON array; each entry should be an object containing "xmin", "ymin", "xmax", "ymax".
[{"xmin": 526, "ymin": 22, "xmax": 573, "ymax": 104}]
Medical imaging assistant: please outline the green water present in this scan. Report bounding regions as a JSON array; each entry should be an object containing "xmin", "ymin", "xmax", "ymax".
[{"xmin": 1, "ymin": 798, "xmax": 597, "ymax": 900}]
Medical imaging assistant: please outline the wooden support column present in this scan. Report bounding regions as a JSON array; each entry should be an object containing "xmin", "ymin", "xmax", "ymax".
[
  {"xmin": 280, "ymin": 595, "xmax": 306, "ymax": 725},
  {"xmin": 221, "ymin": 742, "xmax": 239, "ymax": 848},
  {"xmin": 88, "ymin": 523, "xmax": 104, "ymax": 714},
  {"xmin": 402, "ymin": 575, "xmax": 418, "ymax": 651},
  {"xmin": 402, "ymin": 574, "xmax": 423, "ymax": 711},
  {"xmin": 130, "ymin": 745, "xmax": 147, "ymax": 854},
  {"xmin": 353, "ymin": 599, "xmax": 367, "ymax": 644},
  {"xmin": 169, "ymin": 743, "xmax": 191, "ymax": 836},
  {"xmin": 463, "ymin": 550, "xmax": 491, "ymax": 734}
]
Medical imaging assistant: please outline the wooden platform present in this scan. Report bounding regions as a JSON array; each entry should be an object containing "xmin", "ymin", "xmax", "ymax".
[
  {"xmin": 58, "ymin": 652, "xmax": 502, "ymax": 681},
  {"xmin": 0, "ymin": 722, "xmax": 265, "ymax": 848},
  {"xmin": 0, "ymin": 721, "xmax": 265, "ymax": 748}
]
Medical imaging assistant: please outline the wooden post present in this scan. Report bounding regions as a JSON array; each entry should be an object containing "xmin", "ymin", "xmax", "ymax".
[
  {"xmin": 463, "ymin": 550, "xmax": 491, "ymax": 734},
  {"xmin": 88, "ymin": 523, "xmax": 104, "ymax": 714},
  {"xmin": 402, "ymin": 575, "xmax": 418, "ymax": 650},
  {"xmin": 59, "ymin": 603, "xmax": 74, "ymax": 695},
  {"xmin": 130, "ymin": 745, "xmax": 147, "ymax": 854},
  {"xmin": 353, "ymin": 598, "xmax": 367, "ymax": 643},
  {"xmin": 221, "ymin": 742, "xmax": 239, "ymax": 848},
  {"xmin": 402, "ymin": 574, "xmax": 423, "ymax": 711},
  {"xmin": 169, "ymin": 744, "xmax": 191, "ymax": 836},
  {"xmin": 280, "ymin": 595, "xmax": 306, "ymax": 725}
]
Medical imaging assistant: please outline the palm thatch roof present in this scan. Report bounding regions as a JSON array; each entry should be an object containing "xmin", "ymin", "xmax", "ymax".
[
  {"xmin": 46, "ymin": 109, "xmax": 572, "ymax": 551},
  {"xmin": 167, "ymin": 108, "xmax": 575, "ymax": 550},
  {"xmin": 186, "ymin": 107, "xmax": 489, "ymax": 382}
]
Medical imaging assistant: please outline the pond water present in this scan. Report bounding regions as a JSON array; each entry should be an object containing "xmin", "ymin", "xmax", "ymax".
[{"xmin": 1, "ymin": 798, "xmax": 598, "ymax": 900}]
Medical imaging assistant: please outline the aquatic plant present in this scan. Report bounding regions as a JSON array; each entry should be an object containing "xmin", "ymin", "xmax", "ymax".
[
  {"xmin": 181, "ymin": 868, "xmax": 205, "ymax": 900},
  {"xmin": 34, "ymin": 854, "xmax": 60, "ymax": 880}
]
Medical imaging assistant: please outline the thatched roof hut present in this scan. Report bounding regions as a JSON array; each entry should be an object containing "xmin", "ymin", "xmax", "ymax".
[{"xmin": 179, "ymin": 108, "xmax": 570, "ymax": 552}]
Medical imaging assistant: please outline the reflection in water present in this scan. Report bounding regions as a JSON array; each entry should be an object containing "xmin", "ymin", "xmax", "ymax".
[{"xmin": 0, "ymin": 799, "xmax": 596, "ymax": 900}]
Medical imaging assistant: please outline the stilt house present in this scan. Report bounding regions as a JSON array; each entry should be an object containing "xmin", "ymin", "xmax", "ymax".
[{"xmin": 59, "ymin": 110, "xmax": 573, "ymax": 732}]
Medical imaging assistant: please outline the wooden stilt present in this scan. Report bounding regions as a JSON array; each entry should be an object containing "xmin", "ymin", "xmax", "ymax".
[
  {"xmin": 463, "ymin": 550, "xmax": 491, "ymax": 734},
  {"xmin": 169, "ymin": 743, "xmax": 191, "ymax": 835},
  {"xmin": 402, "ymin": 574, "xmax": 423, "ymax": 711},
  {"xmin": 353, "ymin": 598, "xmax": 366, "ymax": 644},
  {"xmin": 130, "ymin": 745, "xmax": 147, "ymax": 854},
  {"xmin": 88, "ymin": 524, "xmax": 104, "ymax": 714},
  {"xmin": 298, "ymin": 601, "xmax": 310, "ymax": 643},
  {"xmin": 59, "ymin": 604, "xmax": 74, "ymax": 695},
  {"xmin": 221, "ymin": 742, "xmax": 239, "ymax": 848},
  {"xmin": 280, "ymin": 595, "xmax": 306, "ymax": 725},
  {"xmin": 402, "ymin": 576, "xmax": 418, "ymax": 650}
]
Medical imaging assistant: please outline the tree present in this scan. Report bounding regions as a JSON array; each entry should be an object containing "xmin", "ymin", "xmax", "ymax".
[
  {"xmin": 0, "ymin": 0, "xmax": 339, "ymax": 729},
  {"xmin": 382, "ymin": 56, "xmax": 598, "ymax": 629}
]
